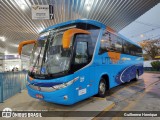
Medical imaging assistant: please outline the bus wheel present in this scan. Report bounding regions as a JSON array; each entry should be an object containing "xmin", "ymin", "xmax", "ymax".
[
  {"xmin": 135, "ymin": 70, "xmax": 139, "ymax": 80},
  {"xmin": 97, "ymin": 78, "xmax": 106, "ymax": 97}
]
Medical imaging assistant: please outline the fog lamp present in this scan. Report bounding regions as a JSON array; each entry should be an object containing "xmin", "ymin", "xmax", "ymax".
[{"xmin": 63, "ymin": 95, "xmax": 68, "ymax": 100}]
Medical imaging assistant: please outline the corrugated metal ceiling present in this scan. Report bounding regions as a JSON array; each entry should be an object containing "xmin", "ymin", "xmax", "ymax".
[{"xmin": 0, "ymin": 0, "xmax": 159, "ymax": 55}]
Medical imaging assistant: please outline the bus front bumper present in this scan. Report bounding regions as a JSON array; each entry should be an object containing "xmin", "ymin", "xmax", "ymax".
[{"xmin": 26, "ymin": 85, "xmax": 76, "ymax": 105}]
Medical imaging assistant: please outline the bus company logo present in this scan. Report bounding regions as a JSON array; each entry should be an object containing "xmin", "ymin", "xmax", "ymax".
[
  {"xmin": 32, "ymin": 5, "xmax": 49, "ymax": 10},
  {"xmin": 2, "ymin": 107, "xmax": 12, "ymax": 118},
  {"xmin": 32, "ymin": 6, "xmax": 39, "ymax": 10}
]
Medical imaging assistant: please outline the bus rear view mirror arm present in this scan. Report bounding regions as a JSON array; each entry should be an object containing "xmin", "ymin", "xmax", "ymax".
[
  {"xmin": 18, "ymin": 40, "xmax": 37, "ymax": 55},
  {"xmin": 62, "ymin": 28, "xmax": 90, "ymax": 49}
]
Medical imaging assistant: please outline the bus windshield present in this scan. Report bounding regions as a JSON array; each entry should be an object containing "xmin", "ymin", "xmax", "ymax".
[
  {"xmin": 29, "ymin": 32, "xmax": 48, "ymax": 75},
  {"xmin": 29, "ymin": 23, "xmax": 100, "ymax": 79},
  {"xmin": 44, "ymin": 32, "xmax": 72, "ymax": 74},
  {"xmin": 29, "ymin": 29, "xmax": 72, "ymax": 76}
]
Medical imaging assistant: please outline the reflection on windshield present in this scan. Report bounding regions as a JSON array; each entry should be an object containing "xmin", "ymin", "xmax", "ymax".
[
  {"xmin": 30, "ymin": 31, "xmax": 72, "ymax": 75},
  {"xmin": 44, "ymin": 33, "xmax": 72, "ymax": 74},
  {"xmin": 29, "ymin": 24, "xmax": 100, "ymax": 78},
  {"xmin": 29, "ymin": 39, "xmax": 46, "ymax": 74}
]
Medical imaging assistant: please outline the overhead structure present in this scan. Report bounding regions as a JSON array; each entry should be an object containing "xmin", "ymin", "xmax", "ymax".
[{"xmin": 0, "ymin": 0, "xmax": 159, "ymax": 55}]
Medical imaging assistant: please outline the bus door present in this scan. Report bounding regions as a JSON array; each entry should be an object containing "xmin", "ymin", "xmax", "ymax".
[{"xmin": 71, "ymin": 34, "xmax": 94, "ymax": 98}]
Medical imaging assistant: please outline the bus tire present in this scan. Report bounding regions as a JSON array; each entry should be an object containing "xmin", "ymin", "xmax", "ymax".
[
  {"xmin": 97, "ymin": 78, "xmax": 107, "ymax": 97},
  {"xmin": 135, "ymin": 70, "xmax": 139, "ymax": 81}
]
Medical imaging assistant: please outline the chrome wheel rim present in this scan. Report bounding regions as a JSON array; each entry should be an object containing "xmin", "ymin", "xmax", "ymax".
[
  {"xmin": 99, "ymin": 82, "xmax": 105, "ymax": 94},
  {"xmin": 136, "ymin": 72, "xmax": 139, "ymax": 79}
]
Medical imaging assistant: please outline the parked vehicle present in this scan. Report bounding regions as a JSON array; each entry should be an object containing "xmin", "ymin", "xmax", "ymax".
[{"xmin": 18, "ymin": 19, "xmax": 143, "ymax": 105}]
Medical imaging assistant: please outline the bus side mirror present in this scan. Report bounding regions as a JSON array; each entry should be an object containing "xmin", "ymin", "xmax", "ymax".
[
  {"xmin": 18, "ymin": 40, "xmax": 37, "ymax": 55},
  {"xmin": 62, "ymin": 28, "xmax": 90, "ymax": 49}
]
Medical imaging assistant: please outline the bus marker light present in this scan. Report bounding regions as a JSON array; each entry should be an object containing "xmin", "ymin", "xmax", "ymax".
[{"xmin": 36, "ymin": 94, "xmax": 43, "ymax": 99}]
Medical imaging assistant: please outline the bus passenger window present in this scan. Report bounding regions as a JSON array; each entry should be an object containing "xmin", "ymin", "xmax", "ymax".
[
  {"xmin": 137, "ymin": 47, "xmax": 142, "ymax": 56},
  {"xmin": 130, "ymin": 45, "xmax": 136, "ymax": 55},
  {"xmin": 123, "ymin": 40, "xmax": 130, "ymax": 54},
  {"xmin": 115, "ymin": 38, "xmax": 122, "ymax": 52},
  {"xmin": 99, "ymin": 32, "xmax": 123, "ymax": 54},
  {"xmin": 110, "ymin": 34, "xmax": 122, "ymax": 52},
  {"xmin": 99, "ymin": 32, "xmax": 111, "ymax": 54},
  {"xmin": 75, "ymin": 42, "xmax": 88, "ymax": 64}
]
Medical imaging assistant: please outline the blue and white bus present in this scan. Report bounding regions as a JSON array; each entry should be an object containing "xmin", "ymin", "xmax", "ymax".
[{"xmin": 18, "ymin": 19, "xmax": 143, "ymax": 105}]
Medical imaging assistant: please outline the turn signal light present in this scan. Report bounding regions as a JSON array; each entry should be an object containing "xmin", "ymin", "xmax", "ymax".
[{"xmin": 29, "ymin": 76, "xmax": 34, "ymax": 81}]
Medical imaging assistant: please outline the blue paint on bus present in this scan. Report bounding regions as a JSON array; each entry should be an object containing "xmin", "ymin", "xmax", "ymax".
[{"xmin": 26, "ymin": 19, "xmax": 143, "ymax": 105}]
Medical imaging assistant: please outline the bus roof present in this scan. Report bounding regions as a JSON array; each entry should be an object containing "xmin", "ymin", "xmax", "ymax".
[
  {"xmin": 40, "ymin": 19, "xmax": 106, "ymax": 33},
  {"xmin": 40, "ymin": 19, "xmax": 141, "ymax": 48}
]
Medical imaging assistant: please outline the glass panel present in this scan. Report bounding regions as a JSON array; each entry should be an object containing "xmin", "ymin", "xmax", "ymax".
[
  {"xmin": 129, "ymin": 44, "xmax": 137, "ymax": 55},
  {"xmin": 99, "ymin": 32, "xmax": 111, "ymax": 53},
  {"xmin": 44, "ymin": 33, "xmax": 72, "ymax": 74},
  {"xmin": 75, "ymin": 42, "xmax": 88, "ymax": 64},
  {"xmin": 110, "ymin": 33, "xmax": 122, "ymax": 52},
  {"xmin": 29, "ymin": 36, "xmax": 47, "ymax": 74},
  {"xmin": 29, "ymin": 23, "xmax": 100, "ymax": 78},
  {"xmin": 99, "ymin": 32, "xmax": 122, "ymax": 53},
  {"xmin": 123, "ymin": 40, "xmax": 130, "ymax": 54},
  {"xmin": 137, "ymin": 47, "xmax": 143, "ymax": 56},
  {"xmin": 115, "ymin": 37, "xmax": 122, "ymax": 52}
]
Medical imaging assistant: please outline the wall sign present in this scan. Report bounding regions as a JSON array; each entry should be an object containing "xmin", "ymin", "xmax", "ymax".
[{"xmin": 32, "ymin": 5, "xmax": 54, "ymax": 19}]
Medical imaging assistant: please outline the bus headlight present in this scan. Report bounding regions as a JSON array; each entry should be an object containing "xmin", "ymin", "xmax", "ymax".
[
  {"xmin": 52, "ymin": 77, "xmax": 79, "ymax": 90},
  {"xmin": 28, "ymin": 77, "xmax": 79, "ymax": 92}
]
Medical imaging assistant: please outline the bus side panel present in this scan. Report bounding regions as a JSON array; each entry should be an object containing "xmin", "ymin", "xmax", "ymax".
[
  {"xmin": 114, "ymin": 54, "xmax": 143, "ymax": 84},
  {"xmin": 94, "ymin": 53, "xmax": 143, "ymax": 90},
  {"xmin": 73, "ymin": 66, "xmax": 97, "ymax": 103},
  {"xmin": 93, "ymin": 65, "xmax": 117, "ymax": 92}
]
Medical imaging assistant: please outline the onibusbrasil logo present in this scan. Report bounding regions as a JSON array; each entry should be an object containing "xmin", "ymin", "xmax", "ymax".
[
  {"xmin": 1, "ymin": 107, "xmax": 42, "ymax": 118},
  {"xmin": 2, "ymin": 107, "xmax": 12, "ymax": 118}
]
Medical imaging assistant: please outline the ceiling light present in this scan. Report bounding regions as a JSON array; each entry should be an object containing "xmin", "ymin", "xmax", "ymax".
[
  {"xmin": 11, "ymin": 44, "xmax": 19, "ymax": 47},
  {"xmin": 4, "ymin": 50, "xmax": 8, "ymax": 55},
  {"xmin": 20, "ymin": 4, "xmax": 26, "ymax": 10},
  {"xmin": 0, "ymin": 36, "xmax": 6, "ymax": 42},
  {"xmin": 86, "ymin": 5, "xmax": 91, "ymax": 11}
]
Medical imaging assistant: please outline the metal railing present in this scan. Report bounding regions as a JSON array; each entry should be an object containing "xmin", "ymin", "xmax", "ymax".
[
  {"xmin": 0, "ymin": 71, "xmax": 28, "ymax": 102},
  {"xmin": 144, "ymin": 67, "xmax": 160, "ymax": 71}
]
